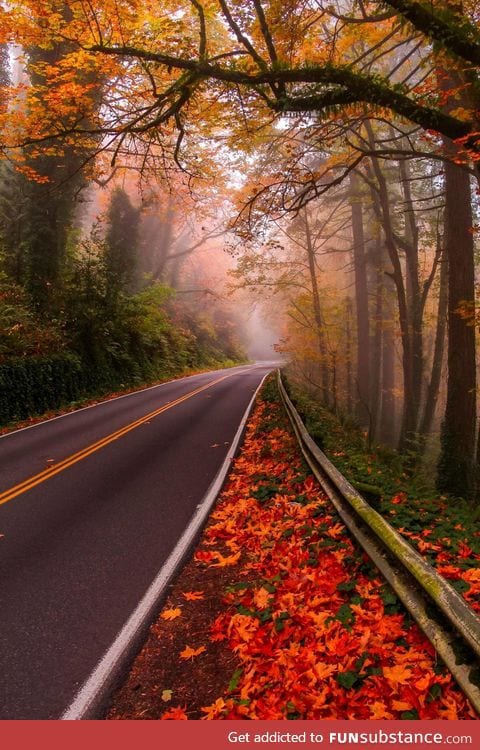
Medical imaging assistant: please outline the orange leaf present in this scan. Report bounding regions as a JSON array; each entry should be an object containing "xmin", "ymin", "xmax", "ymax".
[
  {"xmin": 253, "ymin": 587, "xmax": 271, "ymax": 609},
  {"xmin": 414, "ymin": 674, "xmax": 431, "ymax": 692},
  {"xmin": 201, "ymin": 697, "xmax": 227, "ymax": 719},
  {"xmin": 180, "ymin": 645, "xmax": 206, "ymax": 660},
  {"xmin": 183, "ymin": 591, "xmax": 205, "ymax": 601},
  {"xmin": 161, "ymin": 607, "xmax": 182, "ymax": 621},
  {"xmin": 392, "ymin": 699, "xmax": 414, "ymax": 712},
  {"xmin": 383, "ymin": 665, "xmax": 412, "ymax": 686},
  {"xmin": 211, "ymin": 551, "xmax": 241, "ymax": 568},
  {"xmin": 370, "ymin": 701, "xmax": 394, "ymax": 720},
  {"xmin": 161, "ymin": 706, "xmax": 188, "ymax": 720},
  {"xmin": 314, "ymin": 662, "xmax": 337, "ymax": 680}
]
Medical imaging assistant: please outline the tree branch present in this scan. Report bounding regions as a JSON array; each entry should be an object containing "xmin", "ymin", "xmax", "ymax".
[{"xmin": 382, "ymin": 0, "xmax": 480, "ymax": 66}]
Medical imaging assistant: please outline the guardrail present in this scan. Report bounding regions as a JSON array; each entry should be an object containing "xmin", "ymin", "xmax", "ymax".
[{"xmin": 277, "ymin": 371, "xmax": 480, "ymax": 715}]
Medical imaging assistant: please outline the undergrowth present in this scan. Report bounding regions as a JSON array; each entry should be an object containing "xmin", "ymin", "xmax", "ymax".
[{"xmin": 283, "ymin": 375, "xmax": 480, "ymax": 612}]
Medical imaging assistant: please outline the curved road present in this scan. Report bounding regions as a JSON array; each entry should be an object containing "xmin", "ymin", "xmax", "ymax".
[{"xmin": 0, "ymin": 363, "xmax": 273, "ymax": 719}]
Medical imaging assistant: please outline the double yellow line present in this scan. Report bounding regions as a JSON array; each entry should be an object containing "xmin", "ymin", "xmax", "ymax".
[{"xmin": 0, "ymin": 374, "xmax": 231, "ymax": 507}]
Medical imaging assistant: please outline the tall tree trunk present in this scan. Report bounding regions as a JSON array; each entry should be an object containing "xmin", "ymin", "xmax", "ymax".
[
  {"xmin": 331, "ymin": 350, "xmax": 338, "ymax": 414},
  {"xmin": 350, "ymin": 172, "xmax": 370, "ymax": 426},
  {"xmin": 436, "ymin": 2, "xmax": 477, "ymax": 500},
  {"xmin": 363, "ymin": 137, "xmax": 415, "ymax": 452},
  {"xmin": 437, "ymin": 157, "xmax": 476, "ymax": 501},
  {"xmin": 303, "ymin": 208, "xmax": 330, "ymax": 405},
  {"xmin": 368, "ymin": 236, "xmax": 384, "ymax": 446},
  {"xmin": 419, "ymin": 246, "xmax": 447, "ymax": 441},
  {"xmin": 25, "ymin": 6, "xmax": 102, "ymax": 311},
  {"xmin": 398, "ymin": 156, "xmax": 423, "ymax": 440},
  {"xmin": 345, "ymin": 296, "xmax": 354, "ymax": 416},
  {"xmin": 379, "ymin": 276, "xmax": 397, "ymax": 446}
]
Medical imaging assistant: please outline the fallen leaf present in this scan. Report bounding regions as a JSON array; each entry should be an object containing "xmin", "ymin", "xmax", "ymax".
[
  {"xmin": 253, "ymin": 587, "xmax": 271, "ymax": 609},
  {"xmin": 370, "ymin": 701, "xmax": 394, "ymax": 719},
  {"xmin": 414, "ymin": 674, "xmax": 431, "ymax": 692},
  {"xmin": 162, "ymin": 689, "xmax": 173, "ymax": 702},
  {"xmin": 160, "ymin": 706, "xmax": 188, "ymax": 720},
  {"xmin": 179, "ymin": 645, "xmax": 206, "ymax": 660},
  {"xmin": 182, "ymin": 591, "xmax": 205, "ymax": 601},
  {"xmin": 161, "ymin": 607, "xmax": 182, "ymax": 621},
  {"xmin": 383, "ymin": 665, "xmax": 413, "ymax": 686},
  {"xmin": 211, "ymin": 551, "xmax": 241, "ymax": 568},
  {"xmin": 201, "ymin": 698, "xmax": 227, "ymax": 719}
]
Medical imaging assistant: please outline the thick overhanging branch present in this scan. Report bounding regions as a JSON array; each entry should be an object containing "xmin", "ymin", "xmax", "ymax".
[
  {"xmin": 382, "ymin": 0, "xmax": 480, "ymax": 66},
  {"xmin": 82, "ymin": 45, "xmax": 478, "ymax": 152},
  {"xmin": 274, "ymin": 81, "xmax": 472, "ymax": 145}
]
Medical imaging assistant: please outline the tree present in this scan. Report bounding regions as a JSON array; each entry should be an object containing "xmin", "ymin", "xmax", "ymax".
[
  {"xmin": 437, "ymin": 157, "xmax": 476, "ymax": 500},
  {"xmin": 350, "ymin": 172, "xmax": 370, "ymax": 425},
  {"xmin": 3, "ymin": 0, "xmax": 478, "ymax": 175},
  {"xmin": 105, "ymin": 187, "xmax": 140, "ymax": 294},
  {"xmin": 3, "ymin": 0, "xmax": 480, "ymax": 502}
]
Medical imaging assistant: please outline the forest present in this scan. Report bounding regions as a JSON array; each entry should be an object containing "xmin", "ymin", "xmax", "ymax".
[{"xmin": 0, "ymin": 0, "xmax": 479, "ymax": 503}]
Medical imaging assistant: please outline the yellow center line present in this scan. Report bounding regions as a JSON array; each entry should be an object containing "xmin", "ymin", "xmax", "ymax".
[{"xmin": 0, "ymin": 373, "xmax": 233, "ymax": 507}]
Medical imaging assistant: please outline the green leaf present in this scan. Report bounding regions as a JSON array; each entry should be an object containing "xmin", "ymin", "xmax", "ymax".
[
  {"xmin": 228, "ymin": 669, "xmax": 243, "ymax": 693},
  {"xmin": 274, "ymin": 612, "xmax": 290, "ymax": 632},
  {"xmin": 334, "ymin": 603, "xmax": 355, "ymax": 627},
  {"xmin": 337, "ymin": 580, "xmax": 357, "ymax": 592},
  {"xmin": 427, "ymin": 683, "xmax": 442, "ymax": 701},
  {"xmin": 336, "ymin": 671, "xmax": 359, "ymax": 689},
  {"xmin": 401, "ymin": 710, "xmax": 419, "ymax": 720}
]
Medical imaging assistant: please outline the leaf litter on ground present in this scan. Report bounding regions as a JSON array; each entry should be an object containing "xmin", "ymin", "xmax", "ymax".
[{"xmin": 106, "ymin": 377, "xmax": 476, "ymax": 721}]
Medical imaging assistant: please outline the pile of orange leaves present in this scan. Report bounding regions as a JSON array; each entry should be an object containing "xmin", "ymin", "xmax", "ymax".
[{"xmin": 161, "ymin": 388, "xmax": 476, "ymax": 720}]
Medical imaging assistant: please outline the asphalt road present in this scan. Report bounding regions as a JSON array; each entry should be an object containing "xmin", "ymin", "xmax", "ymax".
[{"xmin": 0, "ymin": 363, "xmax": 274, "ymax": 719}]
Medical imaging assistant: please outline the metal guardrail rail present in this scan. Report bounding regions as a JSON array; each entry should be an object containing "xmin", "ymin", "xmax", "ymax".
[{"xmin": 277, "ymin": 371, "xmax": 480, "ymax": 715}]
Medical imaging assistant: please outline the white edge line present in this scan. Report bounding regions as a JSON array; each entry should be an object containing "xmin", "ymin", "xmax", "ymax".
[
  {"xmin": 0, "ymin": 364, "xmax": 256, "ymax": 441},
  {"xmin": 61, "ymin": 370, "xmax": 271, "ymax": 721}
]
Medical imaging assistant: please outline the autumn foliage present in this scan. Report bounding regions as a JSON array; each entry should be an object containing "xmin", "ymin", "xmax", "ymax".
[{"xmin": 108, "ymin": 381, "xmax": 476, "ymax": 721}]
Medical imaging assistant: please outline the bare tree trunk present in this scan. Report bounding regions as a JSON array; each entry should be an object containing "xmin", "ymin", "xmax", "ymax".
[
  {"xmin": 345, "ymin": 297, "xmax": 354, "ymax": 416},
  {"xmin": 379, "ymin": 277, "xmax": 397, "ymax": 446},
  {"xmin": 419, "ymin": 246, "xmax": 447, "ymax": 441},
  {"xmin": 437, "ymin": 157, "xmax": 476, "ymax": 501},
  {"xmin": 364, "ymin": 140, "xmax": 415, "ymax": 452},
  {"xmin": 350, "ymin": 172, "xmax": 370, "ymax": 426},
  {"xmin": 331, "ymin": 350, "xmax": 338, "ymax": 414},
  {"xmin": 303, "ymin": 208, "xmax": 330, "ymax": 405},
  {"xmin": 436, "ymin": 5, "xmax": 477, "ymax": 500},
  {"xmin": 398, "ymin": 157, "xmax": 423, "ymax": 441},
  {"xmin": 368, "ymin": 236, "xmax": 383, "ymax": 445}
]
